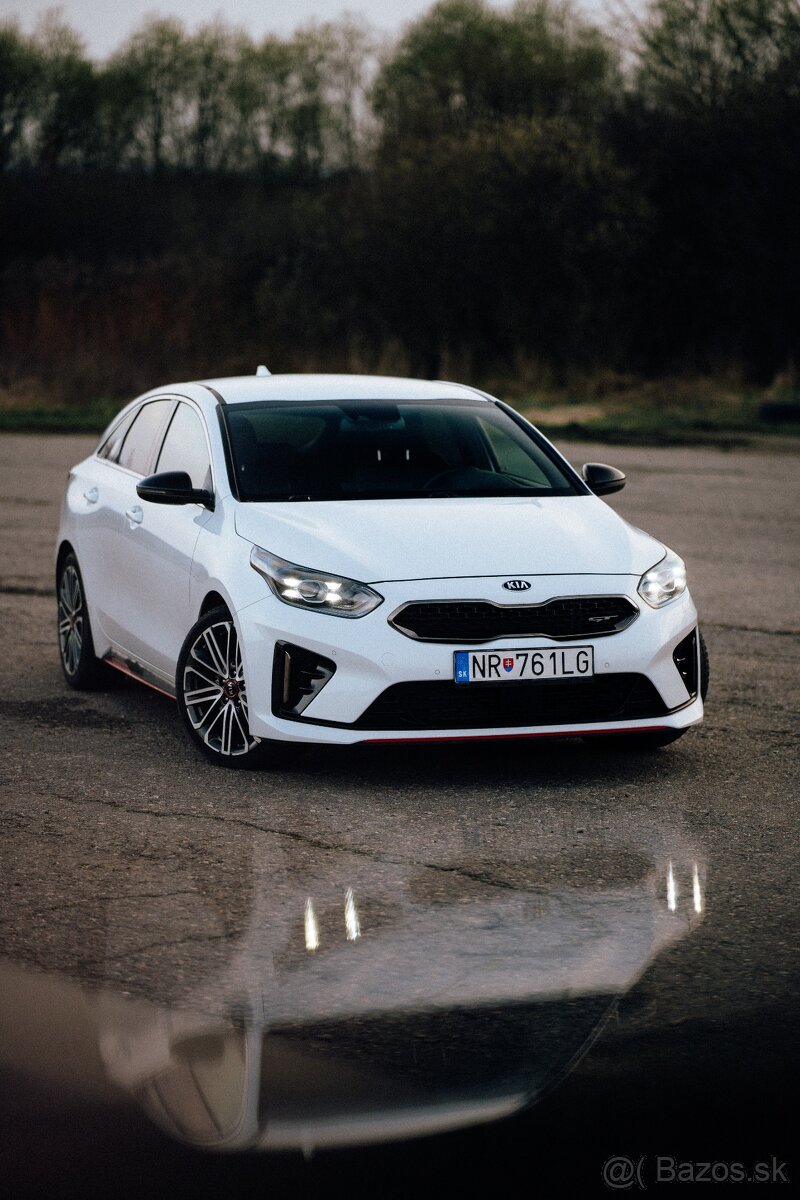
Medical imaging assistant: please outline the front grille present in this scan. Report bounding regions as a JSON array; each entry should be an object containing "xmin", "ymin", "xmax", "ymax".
[
  {"xmin": 390, "ymin": 596, "xmax": 638, "ymax": 643},
  {"xmin": 352, "ymin": 674, "xmax": 668, "ymax": 731}
]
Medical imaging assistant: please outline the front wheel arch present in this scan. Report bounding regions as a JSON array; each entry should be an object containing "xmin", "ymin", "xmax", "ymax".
[
  {"xmin": 176, "ymin": 606, "xmax": 272, "ymax": 768},
  {"xmin": 199, "ymin": 590, "xmax": 229, "ymax": 620}
]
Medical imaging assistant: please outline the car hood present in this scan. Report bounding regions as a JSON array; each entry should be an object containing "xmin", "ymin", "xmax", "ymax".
[{"xmin": 233, "ymin": 496, "xmax": 664, "ymax": 582}]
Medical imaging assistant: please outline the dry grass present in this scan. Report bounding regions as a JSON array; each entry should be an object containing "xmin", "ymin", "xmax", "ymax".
[
  {"xmin": 0, "ymin": 368, "xmax": 797, "ymax": 443},
  {"xmin": 510, "ymin": 375, "xmax": 786, "ymax": 443}
]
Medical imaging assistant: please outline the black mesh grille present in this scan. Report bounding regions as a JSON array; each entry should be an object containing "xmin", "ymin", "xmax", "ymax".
[
  {"xmin": 352, "ymin": 674, "xmax": 668, "ymax": 731},
  {"xmin": 390, "ymin": 596, "xmax": 638, "ymax": 643}
]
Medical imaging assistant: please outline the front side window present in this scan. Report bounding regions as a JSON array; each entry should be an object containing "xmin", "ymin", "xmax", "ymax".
[
  {"xmin": 156, "ymin": 403, "xmax": 212, "ymax": 491},
  {"xmin": 223, "ymin": 398, "xmax": 582, "ymax": 502}
]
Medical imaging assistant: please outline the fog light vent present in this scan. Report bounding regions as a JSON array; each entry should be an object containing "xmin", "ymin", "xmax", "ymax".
[
  {"xmin": 672, "ymin": 629, "xmax": 698, "ymax": 699},
  {"xmin": 272, "ymin": 642, "xmax": 336, "ymax": 717}
]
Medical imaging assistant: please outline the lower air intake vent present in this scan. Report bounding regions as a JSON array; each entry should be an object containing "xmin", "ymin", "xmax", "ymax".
[
  {"xmin": 672, "ymin": 629, "xmax": 698, "ymax": 699},
  {"xmin": 351, "ymin": 674, "xmax": 668, "ymax": 731},
  {"xmin": 273, "ymin": 642, "xmax": 336, "ymax": 717}
]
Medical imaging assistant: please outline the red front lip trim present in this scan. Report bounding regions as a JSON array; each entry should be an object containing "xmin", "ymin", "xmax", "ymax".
[{"xmin": 361, "ymin": 725, "xmax": 671, "ymax": 745}]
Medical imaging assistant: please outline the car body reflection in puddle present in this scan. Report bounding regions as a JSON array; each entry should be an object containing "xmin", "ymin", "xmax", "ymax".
[{"xmin": 1, "ymin": 811, "xmax": 705, "ymax": 1154}]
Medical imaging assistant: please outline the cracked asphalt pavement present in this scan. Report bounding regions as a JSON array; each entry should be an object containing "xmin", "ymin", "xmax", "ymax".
[{"xmin": 0, "ymin": 432, "xmax": 798, "ymax": 1195}]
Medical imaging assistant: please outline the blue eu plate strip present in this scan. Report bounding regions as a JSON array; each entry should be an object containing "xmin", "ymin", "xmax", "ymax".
[{"xmin": 454, "ymin": 652, "xmax": 470, "ymax": 683}]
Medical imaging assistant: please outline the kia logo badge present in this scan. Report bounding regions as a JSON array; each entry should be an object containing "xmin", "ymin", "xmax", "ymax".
[{"xmin": 502, "ymin": 579, "xmax": 531, "ymax": 591}]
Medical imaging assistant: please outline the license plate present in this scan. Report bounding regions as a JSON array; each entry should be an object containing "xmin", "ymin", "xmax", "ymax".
[{"xmin": 454, "ymin": 646, "xmax": 594, "ymax": 683}]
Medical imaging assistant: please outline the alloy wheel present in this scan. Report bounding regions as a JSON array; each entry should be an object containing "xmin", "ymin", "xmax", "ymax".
[
  {"xmin": 58, "ymin": 563, "xmax": 85, "ymax": 678},
  {"xmin": 181, "ymin": 618, "xmax": 259, "ymax": 757}
]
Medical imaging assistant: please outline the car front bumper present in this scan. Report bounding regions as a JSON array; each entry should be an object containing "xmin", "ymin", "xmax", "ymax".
[{"xmin": 234, "ymin": 575, "xmax": 703, "ymax": 745}]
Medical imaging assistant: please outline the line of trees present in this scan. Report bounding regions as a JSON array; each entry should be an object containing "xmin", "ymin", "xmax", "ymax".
[
  {"xmin": 1, "ymin": 0, "xmax": 799, "ymax": 401},
  {"xmin": 1, "ymin": 10, "xmax": 376, "ymax": 176}
]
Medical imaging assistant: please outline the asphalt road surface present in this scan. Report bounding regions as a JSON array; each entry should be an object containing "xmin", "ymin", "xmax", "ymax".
[{"xmin": 0, "ymin": 432, "xmax": 798, "ymax": 1197}]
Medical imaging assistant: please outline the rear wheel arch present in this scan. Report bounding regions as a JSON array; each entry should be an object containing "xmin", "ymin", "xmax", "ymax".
[
  {"xmin": 56, "ymin": 540, "xmax": 76, "ymax": 587},
  {"xmin": 56, "ymin": 549, "xmax": 107, "ymax": 689}
]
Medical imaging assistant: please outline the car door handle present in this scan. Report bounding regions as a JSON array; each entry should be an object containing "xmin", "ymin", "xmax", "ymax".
[
  {"xmin": 83, "ymin": 487, "xmax": 99, "ymax": 504},
  {"xmin": 125, "ymin": 505, "xmax": 143, "ymax": 527}
]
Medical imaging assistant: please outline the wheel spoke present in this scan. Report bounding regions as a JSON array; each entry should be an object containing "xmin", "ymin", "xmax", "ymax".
[
  {"xmin": 219, "ymin": 701, "xmax": 235, "ymax": 755},
  {"xmin": 66, "ymin": 629, "xmax": 79, "ymax": 673},
  {"xmin": 186, "ymin": 655, "xmax": 221, "ymax": 688},
  {"xmin": 184, "ymin": 683, "xmax": 221, "ymax": 706},
  {"xmin": 202, "ymin": 626, "xmax": 229, "ymax": 677},
  {"xmin": 68, "ymin": 570, "xmax": 80, "ymax": 611},
  {"xmin": 231, "ymin": 703, "xmax": 250, "ymax": 747},
  {"xmin": 188, "ymin": 690, "xmax": 224, "ymax": 732},
  {"xmin": 183, "ymin": 617, "xmax": 257, "ymax": 757}
]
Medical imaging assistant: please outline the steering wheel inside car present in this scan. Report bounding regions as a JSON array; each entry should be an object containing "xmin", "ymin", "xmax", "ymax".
[{"xmin": 422, "ymin": 467, "xmax": 470, "ymax": 491}]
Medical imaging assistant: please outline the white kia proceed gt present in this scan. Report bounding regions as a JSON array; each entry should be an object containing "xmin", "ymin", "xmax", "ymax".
[{"xmin": 56, "ymin": 373, "xmax": 708, "ymax": 766}]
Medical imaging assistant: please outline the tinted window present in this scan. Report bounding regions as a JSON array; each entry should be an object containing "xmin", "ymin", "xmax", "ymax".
[
  {"xmin": 156, "ymin": 403, "xmax": 212, "ymax": 491},
  {"xmin": 224, "ymin": 399, "xmax": 580, "ymax": 502},
  {"xmin": 97, "ymin": 409, "xmax": 137, "ymax": 462},
  {"xmin": 117, "ymin": 400, "xmax": 175, "ymax": 476},
  {"xmin": 478, "ymin": 417, "xmax": 552, "ymax": 487}
]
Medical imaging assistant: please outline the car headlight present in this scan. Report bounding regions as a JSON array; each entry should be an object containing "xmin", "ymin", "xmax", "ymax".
[
  {"xmin": 250, "ymin": 547, "xmax": 384, "ymax": 618},
  {"xmin": 637, "ymin": 548, "xmax": 687, "ymax": 608}
]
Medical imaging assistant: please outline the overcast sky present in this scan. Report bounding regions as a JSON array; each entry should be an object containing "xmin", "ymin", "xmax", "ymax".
[{"xmin": 1, "ymin": 0, "xmax": 620, "ymax": 59}]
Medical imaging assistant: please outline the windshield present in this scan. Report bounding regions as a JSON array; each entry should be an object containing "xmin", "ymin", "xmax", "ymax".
[{"xmin": 223, "ymin": 398, "xmax": 582, "ymax": 502}]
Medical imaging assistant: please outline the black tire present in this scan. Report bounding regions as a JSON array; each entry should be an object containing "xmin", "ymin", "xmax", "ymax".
[
  {"xmin": 57, "ymin": 552, "xmax": 106, "ymax": 689},
  {"xmin": 176, "ymin": 607, "xmax": 271, "ymax": 768},
  {"xmin": 699, "ymin": 630, "xmax": 710, "ymax": 701}
]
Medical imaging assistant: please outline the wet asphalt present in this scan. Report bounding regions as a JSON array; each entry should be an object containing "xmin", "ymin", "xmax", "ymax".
[{"xmin": 0, "ymin": 432, "xmax": 798, "ymax": 1196}]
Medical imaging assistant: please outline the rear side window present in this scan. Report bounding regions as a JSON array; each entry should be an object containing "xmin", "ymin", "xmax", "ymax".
[
  {"xmin": 116, "ymin": 400, "xmax": 175, "ymax": 476},
  {"xmin": 97, "ymin": 409, "xmax": 137, "ymax": 462},
  {"xmin": 156, "ymin": 403, "xmax": 212, "ymax": 491}
]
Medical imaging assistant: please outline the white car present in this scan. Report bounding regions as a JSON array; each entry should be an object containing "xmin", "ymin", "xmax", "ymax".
[{"xmin": 56, "ymin": 372, "xmax": 708, "ymax": 766}]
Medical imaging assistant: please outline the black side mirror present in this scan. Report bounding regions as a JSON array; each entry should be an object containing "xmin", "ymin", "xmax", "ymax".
[
  {"xmin": 137, "ymin": 471, "xmax": 214, "ymax": 510},
  {"xmin": 582, "ymin": 462, "xmax": 626, "ymax": 496}
]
